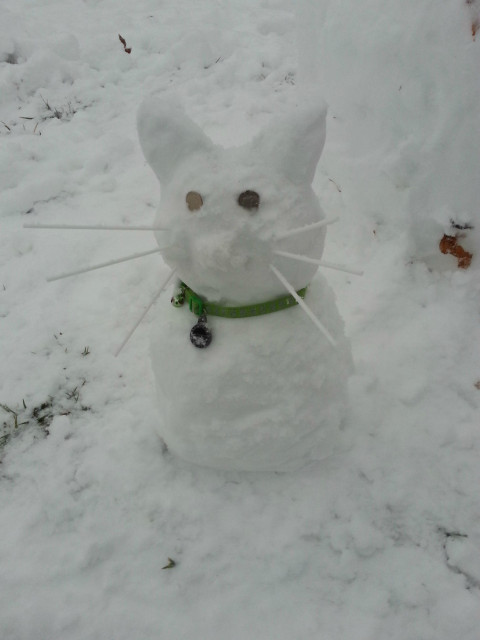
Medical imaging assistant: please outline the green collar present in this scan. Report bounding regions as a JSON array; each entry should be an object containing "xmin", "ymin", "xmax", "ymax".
[{"xmin": 173, "ymin": 282, "xmax": 308, "ymax": 318}]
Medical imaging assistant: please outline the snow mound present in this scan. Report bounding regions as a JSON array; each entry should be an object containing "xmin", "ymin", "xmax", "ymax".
[{"xmin": 138, "ymin": 98, "xmax": 352, "ymax": 470}]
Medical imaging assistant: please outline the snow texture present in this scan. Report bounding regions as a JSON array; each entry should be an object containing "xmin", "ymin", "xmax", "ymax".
[{"xmin": 1, "ymin": 0, "xmax": 480, "ymax": 638}]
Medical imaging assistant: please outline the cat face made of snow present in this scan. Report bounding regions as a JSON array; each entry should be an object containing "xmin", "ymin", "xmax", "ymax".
[{"xmin": 137, "ymin": 99, "xmax": 327, "ymax": 305}]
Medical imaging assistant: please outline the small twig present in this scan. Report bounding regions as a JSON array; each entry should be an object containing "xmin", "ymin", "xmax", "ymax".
[
  {"xmin": 41, "ymin": 95, "xmax": 51, "ymax": 111},
  {"xmin": 328, "ymin": 178, "xmax": 342, "ymax": 193},
  {"xmin": 118, "ymin": 34, "xmax": 132, "ymax": 54},
  {"xmin": 450, "ymin": 218, "xmax": 474, "ymax": 231},
  {"xmin": 66, "ymin": 387, "xmax": 79, "ymax": 402},
  {"xmin": 0, "ymin": 404, "xmax": 18, "ymax": 429},
  {"xmin": 162, "ymin": 558, "xmax": 176, "ymax": 570},
  {"xmin": 1, "ymin": 404, "xmax": 16, "ymax": 418}
]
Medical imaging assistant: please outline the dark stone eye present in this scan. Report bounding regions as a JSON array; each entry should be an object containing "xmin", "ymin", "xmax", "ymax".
[
  {"xmin": 238, "ymin": 190, "xmax": 260, "ymax": 211},
  {"xmin": 186, "ymin": 191, "xmax": 203, "ymax": 211}
]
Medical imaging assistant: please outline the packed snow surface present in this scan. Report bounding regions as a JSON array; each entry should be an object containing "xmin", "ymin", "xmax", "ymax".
[{"xmin": 1, "ymin": 0, "xmax": 480, "ymax": 638}]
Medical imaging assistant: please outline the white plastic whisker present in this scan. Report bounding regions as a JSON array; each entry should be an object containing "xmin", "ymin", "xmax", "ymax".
[
  {"xmin": 275, "ymin": 216, "xmax": 339, "ymax": 241},
  {"xmin": 47, "ymin": 248, "xmax": 161, "ymax": 282},
  {"xmin": 114, "ymin": 268, "xmax": 176, "ymax": 357},
  {"xmin": 274, "ymin": 250, "xmax": 364, "ymax": 276},
  {"xmin": 24, "ymin": 223, "xmax": 169, "ymax": 231},
  {"xmin": 269, "ymin": 265, "xmax": 336, "ymax": 346}
]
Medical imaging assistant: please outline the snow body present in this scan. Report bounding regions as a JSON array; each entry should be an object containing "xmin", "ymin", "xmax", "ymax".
[{"xmin": 138, "ymin": 98, "xmax": 352, "ymax": 470}]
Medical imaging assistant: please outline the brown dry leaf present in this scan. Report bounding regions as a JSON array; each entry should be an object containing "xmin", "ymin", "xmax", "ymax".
[
  {"xmin": 439, "ymin": 234, "xmax": 473, "ymax": 269},
  {"xmin": 118, "ymin": 34, "xmax": 131, "ymax": 54},
  {"xmin": 474, "ymin": 381, "xmax": 480, "ymax": 390},
  {"xmin": 473, "ymin": 20, "xmax": 479, "ymax": 40}
]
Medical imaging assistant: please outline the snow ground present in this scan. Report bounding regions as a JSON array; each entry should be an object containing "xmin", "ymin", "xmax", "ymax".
[{"xmin": 1, "ymin": 1, "xmax": 479, "ymax": 638}]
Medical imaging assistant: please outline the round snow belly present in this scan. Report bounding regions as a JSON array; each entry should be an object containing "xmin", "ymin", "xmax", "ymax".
[{"xmin": 150, "ymin": 277, "xmax": 353, "ymax": 471}]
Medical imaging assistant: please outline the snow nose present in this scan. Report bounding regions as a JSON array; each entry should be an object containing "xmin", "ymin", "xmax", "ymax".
[{"xmin": 194, "ymin": 230, "xmax": 249, "ymax": 271}]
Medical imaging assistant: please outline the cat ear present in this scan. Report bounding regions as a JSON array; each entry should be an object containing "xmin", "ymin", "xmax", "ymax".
[
  {"xmin": 250, "ymin": 103, "xmax": 327, "ymax": 185},
  {"xmin": 137, "ymin": 98, "xmax": 214, "ymax": 184}
]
